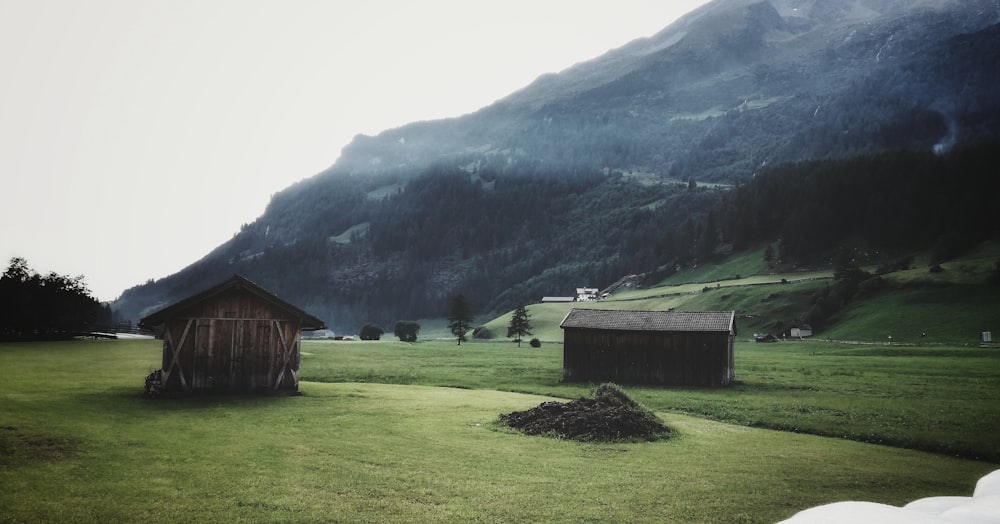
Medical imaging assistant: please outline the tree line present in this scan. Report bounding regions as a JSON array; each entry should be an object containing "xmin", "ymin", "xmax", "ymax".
[
  {"xmin": 626, "ymin": 141, "xmax": 1000, "ymax": 278},
  {"xmin": 725, "ymin": 141, "xmax": 999, "ymax": 266},
  {"xmin": 0, "ymin": 257, "xmax": 111, "ymax": 341}
]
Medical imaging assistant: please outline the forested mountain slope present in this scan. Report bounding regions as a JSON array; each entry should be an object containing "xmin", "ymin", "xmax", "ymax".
[{"xmin": 114, "ymin": 0, "xmax": 1000, "ymax": 332}]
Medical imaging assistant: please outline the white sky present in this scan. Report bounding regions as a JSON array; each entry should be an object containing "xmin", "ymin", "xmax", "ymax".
[{"xmin": 0, "ymin": 0, "xmax": 710, "ymax": 302}]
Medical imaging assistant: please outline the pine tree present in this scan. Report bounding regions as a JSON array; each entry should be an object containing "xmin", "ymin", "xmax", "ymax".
[
  {"xmin": 763, "ymin": 244, "xmax": 775, "ymax": 268},
  {"xmin": 506, "ymin": 303, "xmax": 533, "ymax": 347},
  {"xmin": 447, "ymin": 294, "xmax": 474, "ymax": 346}
]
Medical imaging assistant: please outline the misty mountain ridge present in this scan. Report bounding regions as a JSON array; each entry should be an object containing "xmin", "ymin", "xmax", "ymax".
[
  {"xmin": 334, "ymin": 0, "xmax": 998, "ymax": 178},
  {"xmin": 115, "ymin": 0, "xmax": 1000, "ymax": 331}
]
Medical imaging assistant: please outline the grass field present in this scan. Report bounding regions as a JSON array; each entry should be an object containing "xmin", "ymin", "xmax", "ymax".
[
  {"xmin": 1, "ymin": 338, "xmax": 997, "ymax": 523},
  {"xmin": 303, "ymin": 339, "xmax": 1000, "ymax": 462}
]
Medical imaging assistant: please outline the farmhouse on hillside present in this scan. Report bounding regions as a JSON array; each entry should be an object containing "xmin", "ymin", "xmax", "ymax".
[
  {"xmin": 789, "ymin": 323, "xmax": 813, "ymax": 338},
  {"xmin": 560, "ymin": 309, "xmax": 736, "ymax": 387},
  {"xmin": 139, "ymin": 275, "xmax": 325, "ymax": 395},
  {"xmin": 542, "ymin": 286, "xmax": 600, "ymax": 304}
]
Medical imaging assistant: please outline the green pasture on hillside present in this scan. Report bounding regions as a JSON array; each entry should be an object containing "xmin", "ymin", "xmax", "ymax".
[
  {"xmin": 1, "ymin": 338, "xmax": 997, "ymax": 523},
  {"xmin": 478, "ymin": 243, "xmax": 999, "ymax": 345}
]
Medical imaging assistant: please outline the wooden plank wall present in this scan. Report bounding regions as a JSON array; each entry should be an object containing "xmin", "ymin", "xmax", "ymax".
[
  {"xmin": 158, "ymin": 288, "xmax": 302, "ymax": 393},
  {"xmin": 563, "ymin": 329, "xmax": 734, "ymax": 387}
]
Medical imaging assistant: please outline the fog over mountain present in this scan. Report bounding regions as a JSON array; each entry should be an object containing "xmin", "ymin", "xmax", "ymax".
[
  {"xmin": 332, "ymin": 0, "xmax": 998, "ymax": 178},
  {"xmin": 115, "ymin": 0, "xmax": 1000, "ymax": 331}
]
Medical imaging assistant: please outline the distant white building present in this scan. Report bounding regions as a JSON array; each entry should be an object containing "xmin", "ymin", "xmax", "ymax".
[
  {"xmin": 789, "ymin": 324, "xmax": 813, "ymax": 338},
  {"xmin": 576, "ymin": 287, "xmax": 599, "ymax": 301}
]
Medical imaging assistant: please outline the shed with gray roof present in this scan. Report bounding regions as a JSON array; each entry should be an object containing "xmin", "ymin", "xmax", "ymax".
[{"xmin": 559, "ymin": 309, "xmax": 735, "ymax": 387}]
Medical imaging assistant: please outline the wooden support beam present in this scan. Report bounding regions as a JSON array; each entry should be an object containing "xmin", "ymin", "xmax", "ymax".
[{"xmin": 162, "ymin": 318, "xmax": 193, "ymax": 392}]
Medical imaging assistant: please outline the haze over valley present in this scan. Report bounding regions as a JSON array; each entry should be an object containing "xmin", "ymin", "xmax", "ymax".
[{"xmin": 105, "ymin": 0, "xmax": 1000, "ymax": 333}]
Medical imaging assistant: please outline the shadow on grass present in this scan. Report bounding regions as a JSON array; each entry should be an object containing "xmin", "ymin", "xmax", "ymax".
[{"xmin": 73, "ymin": 386, "xmax": 305, "ymax": 414}]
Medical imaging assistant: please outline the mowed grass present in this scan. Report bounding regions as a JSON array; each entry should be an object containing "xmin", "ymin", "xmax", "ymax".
[
  {"xmin": 1, "ymin": 339, "xmax": 997, "ymax": 523},
  {"xmin": 304, "ymin": 339, "xmax": 1000, "ymax": 462}
]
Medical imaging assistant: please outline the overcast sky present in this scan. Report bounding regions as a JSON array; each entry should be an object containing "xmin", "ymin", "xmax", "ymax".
[{"xmin": 0, "ymin": 0, "xmax": 710, "ymax": 302}]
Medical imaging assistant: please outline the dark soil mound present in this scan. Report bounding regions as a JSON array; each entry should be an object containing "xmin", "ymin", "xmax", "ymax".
[{"xmin": 499, "ymin": 384, "xmax": 670, "ymax": 442}]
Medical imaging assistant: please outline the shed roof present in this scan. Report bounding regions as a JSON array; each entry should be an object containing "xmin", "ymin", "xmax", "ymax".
[
  {"xmin": 139, "ymin": 274, "xmax": 326, "ymax": 329},
  {"xmin": 560, "ymin": 309, "xmax": 734, "ymax": 333}
]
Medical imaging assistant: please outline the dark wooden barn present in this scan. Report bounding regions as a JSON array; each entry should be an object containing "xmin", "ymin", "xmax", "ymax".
[
  {"xmin": 139, "ymin": 275, "xmax": 325, "ymax": 395},
  {"xmin": 560, "ymin": 309, "xmax": 735, "ymax": 387}
]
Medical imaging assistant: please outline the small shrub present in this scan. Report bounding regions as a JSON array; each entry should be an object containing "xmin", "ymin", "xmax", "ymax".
[
  {"xmin": 144, "ymin": 369, "xmax": 162, "ymax": 398},
  {"xmin": 360, "ymin": 324, "xmax": 384, "ymax": 340},
  {"xmin": 529, "ymin": 338, "xmax": 541, "ymax": 348},
  {"xmin": 393, "ymin": 321, "xmax": 420, "ymax": 342}
]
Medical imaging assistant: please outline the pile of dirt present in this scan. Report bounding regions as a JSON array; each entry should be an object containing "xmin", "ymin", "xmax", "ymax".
[{"xmin": 499, "ymin": 383, "xmax": 670, "ymax": 442}]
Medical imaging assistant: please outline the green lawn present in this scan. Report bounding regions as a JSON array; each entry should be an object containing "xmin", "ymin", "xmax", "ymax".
[
  {"xmin": 1, "ymin": 338, "xmax": 997, "ymax": 523},
  {"xmin": 304, "ymin": 339, "xmax": 1000, "ymax": 462}
]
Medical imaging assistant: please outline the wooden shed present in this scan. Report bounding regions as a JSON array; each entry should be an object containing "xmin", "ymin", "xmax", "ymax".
[
  {"xmin": 560, "ymin": 309, "xmax": 735, "ymax": 387},
  {"xmin": 139, "ymin": 275, "xmax": 325, "ymax": 395}
]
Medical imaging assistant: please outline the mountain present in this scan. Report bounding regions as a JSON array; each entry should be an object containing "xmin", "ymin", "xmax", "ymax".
[
  {"xmin": 114, "ymin": 0, "xmax": 1000, "ymax": 332},
  {"xmin": 334, "ymin": 0, "xmax": 999, "ymax": 179}
]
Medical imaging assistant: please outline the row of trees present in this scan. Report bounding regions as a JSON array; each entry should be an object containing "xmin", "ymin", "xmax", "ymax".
[
  {"xmin": 449, "ymin": 295, "xmax": 534, "ymax": 347},
  {"xmin": 358, "ymin": 321, "xmax": 421, "ymax": 342},
  {"xmin": 355, "ymin": 294, "xmax": 533, "ymax": 347},
  {"xmin": 354, "ymin": 294, "xmax": 475, "ymax": 344},
  {"xmin": 0, "ymin": 258, "xmax": 111, "ymax": 340}
]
